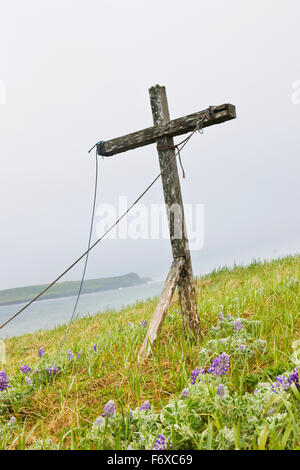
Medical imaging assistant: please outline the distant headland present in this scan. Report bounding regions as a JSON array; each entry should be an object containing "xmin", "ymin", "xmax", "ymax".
[{"xmin": 0, "ymin": 273, "xmax": 152, "ymax": 307}]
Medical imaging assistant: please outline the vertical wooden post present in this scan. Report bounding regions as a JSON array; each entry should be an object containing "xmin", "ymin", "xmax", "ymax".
[{"xmin": 149, "ymin": 84, "xmax": 201, "ymax": 338}]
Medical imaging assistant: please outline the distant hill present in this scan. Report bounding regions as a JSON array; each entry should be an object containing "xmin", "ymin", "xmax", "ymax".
[{"xmin": 0, "ymin": 273, "xmax": 152, "ymax": 306}]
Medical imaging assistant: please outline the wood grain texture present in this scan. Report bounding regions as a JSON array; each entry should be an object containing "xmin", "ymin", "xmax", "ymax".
[
  {"xmin": 139, "ymin": 257, "xmax": 185, "ymax": 358},
  {"xmin": 149, "ymin": 84, "xmax": 201, "ymax": 338},
  {"xmin": 97, "ymin": 103, "xmax": 236, "ymax": 156}
]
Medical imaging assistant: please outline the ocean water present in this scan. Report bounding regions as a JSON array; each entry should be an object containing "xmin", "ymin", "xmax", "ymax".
[{"xmin": 0, "ymin": 280, "xmax": 164, "ymax": 339}]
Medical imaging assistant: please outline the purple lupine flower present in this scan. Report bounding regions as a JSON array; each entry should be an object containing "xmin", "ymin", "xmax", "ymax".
[
  {"xmin": 216, "ymin": 384, "xmax": 225, "ymax": 397},
  {"xmin": 93, "ymin": 344, "xmax": 98, "ymax": 352},
  {"xmin": 77, "ymin": 352, "xmax": 81, "ymax": 359},
  {"xmin": 239, "ymin": 345, "xmax": 246, "ymax": 351},
  {"xmin": 191, "ymin": 367, "xmax": 205, "ymax": 385},
  {"xmin": 288, "ymin": 367, "xmax": 299, "ymax": 388},
  {"xmin": 46, "ymin": 366, "xmax": 59, "ymax": 376},
  {"xmin": 272, "ymin": 375, "xmax": 290, "ymax": 393},
  {"xmin": 67, "ymin": 350, "xmax": 74, "ymax": 360},
  {"xmin": 8, "ymin": 416, "xmax": 16, "ymax": 425},
  {"xmin": 20, "ymin": 364, "xmax": 31, "ymax": 374},
  {"xmin": 218, "ymin": 311, "xmax": 224, "ymax": 321},
  {"xmin": 139, "ymin": 400, "xmax": 151, "ymax": 411},
  {"xmin": 153, "ymin": 434, "xmax": 172, "ymax": 450},
  {"xmin": 38, "ymin": 347, "xmax": 45, "ymax": 358},
  {"xmin": 139, "ymin": 320, "xmax": 147, "ymax": 328},
  {"xmin": 233, "ymin": 319, "xmax": 243, "ymax": 331},
  {"xmin": 254, "ymin": 389, "xmax": 258, "ymax": 394},
  {"xmin": 272, "ymin": 368, "xmax": 299, "ymax": 394},
  {"xmin": 207, "ymin": 353, "xmax": 230, "ymax": 376},
  {"xmin": 181, "ymin": 388, "xmax": 190, "ymax": 398},
  {"xmin": 101, "ymin": 400, "xmax": 115, "ymax": 418},
  {"xmin": 93, "ymin": 417, "xmax": 104, "ymax": 426},
  {"xmin": 129, "ymin": 409, "xmax": 134, "ymax": 419},
  {"xmin": 227, "ymin": 314, "xmax": 232, "ymax": 320},
  {"xmin": 0, "ymin": 370, "xmax": 9, "ymax": 391},
  {"xmin": 25, "ymin": 376, "xmax": 32, "ymax": 386}
]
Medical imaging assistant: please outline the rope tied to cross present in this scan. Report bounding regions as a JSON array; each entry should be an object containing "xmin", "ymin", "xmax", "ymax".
[{"xmin": 0, "ymin": 115, "xmax": 211, "ymax": 333}]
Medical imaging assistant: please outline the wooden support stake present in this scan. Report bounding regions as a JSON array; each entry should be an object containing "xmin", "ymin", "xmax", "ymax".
[
  {"xmin": 139, "ymin": 257, "xmax": 185, "ymax": 358},
  {"xmin": 149, "ymin": 85, "xmax": 201, "ymax": 338}
]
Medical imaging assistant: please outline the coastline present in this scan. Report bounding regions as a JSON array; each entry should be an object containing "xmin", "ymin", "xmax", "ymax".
[{"xmin": 0, "ymin": 273, "xmax": 152, "ymax": 307}]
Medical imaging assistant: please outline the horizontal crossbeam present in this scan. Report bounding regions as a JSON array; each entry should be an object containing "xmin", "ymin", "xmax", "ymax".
[{"xmin": 97, "ymin": 103, "xmax": 236, "ymax": 157}]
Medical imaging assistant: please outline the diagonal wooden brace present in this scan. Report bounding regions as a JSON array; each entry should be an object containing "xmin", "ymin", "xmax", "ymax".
[{"xmin": 139, "ymin": 257, "xmax": 185, "ymax": 358}]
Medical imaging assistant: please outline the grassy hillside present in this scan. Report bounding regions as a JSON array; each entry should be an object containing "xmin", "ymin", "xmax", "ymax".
[
  {"xmin": 0, "ymin": 255, "xmax": 299, "ymax": 450},
  {"xmin": 0, "ymin": 272, "xmax": 150, "ymax": 306}
]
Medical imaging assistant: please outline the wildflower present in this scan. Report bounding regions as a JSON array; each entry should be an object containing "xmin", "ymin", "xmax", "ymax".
[
  {"xmin": 233, "ymin": 319, "xmax": 243, "ymax": 331},
  {"xmin": 101, "ymin": 400, "xmax": 115, "ymax": 418},
  {"xmin": 129, "ymin": 409, "xmax": 134, "ymax": 419},
  {"xmin": 211, "ymin": 326, "xmax": 216, "ymax": 331},
  {"xmin": 181, "ymin": 388, "xmax": 190, "ymax": 398},
  {"xmin": 153, "ymin": 434, "xmax": 172, "ymax": 450},
  {"xmin": 8, "ymin": 416, "xmax": 16, "ymax": 425},
  {"xmin": 239, "ymin": 344, "xmax": 246, "ymax": 351},
  {"xmin": 272, "ymin": 375, "xmax": 290, "ymax": 393},
  {"xmin": 191, "ymin": 367, "xmax": 205, "ymax": 385},
  {"xmin": 227, "ymin": 314, "xmax": 231, "ymax": 320},
  {"xmin": 93, "ymin": 416, "xmax": 104, "ymax": 426},
  {"xmin": 288, "ymin": 367, "xmax": 299, "ymax": 388},
  {"xmin": 218, "ymin": 311, "xmax": 224, "ymax": 321},
  {"xmin": 93, "ymin": 344, "xmax": 98, "ymax": 352},
  {"xmin": 77, "ymin": 352, "xmax": 81, "ymax": 359},
  {"xmin": 207, "ymin": 353, "xmax": 230, "ymax": 376},
  {"xmin": 38, "ymin": 347, "xmax": 45, "ymax": 358},
  {"xmin": 216, "ymin": 384, "xmax": 225, "ymax": 397},
  {"xmin": 20, "ymin": 364, "xmax": 31, "ymax": 374},
  {"xmin": 139, "ymin": 400, "xmax": 151, "ymax": 411},
  {"xmin": 139, "ymin": 320, "xmax": 147, "ymax": 328},
  {"xmin": 25, "ymin": 376, "xmax": 32, "ymax": 386},
  {"xmin": 67, "ymin": 350, "xmax": 74, "ymax": 360},
  {"xmin": 0, "ymin": 370, "xmax": 9, "ymax": 391},
  {"xmin": 46, "ymin": 366, "xmax": 59, "ymax": 376}
]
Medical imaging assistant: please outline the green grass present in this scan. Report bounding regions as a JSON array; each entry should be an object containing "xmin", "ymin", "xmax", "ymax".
[
  {"xmin": 0, "ymin": 272, "xmax": 150, "ymax": 306},
  {"xmin": 0, "ymin": 254, "xmax": 299, "ymax": 450}
]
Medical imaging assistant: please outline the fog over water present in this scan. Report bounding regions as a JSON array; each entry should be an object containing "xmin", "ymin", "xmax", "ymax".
[
  {"xmin": 0, "ymin": 280, "xmax": 164, "ymax": 338},
  {"xmin": 0, "ymin": 1, "xmax": 299, "ymax": 304}
]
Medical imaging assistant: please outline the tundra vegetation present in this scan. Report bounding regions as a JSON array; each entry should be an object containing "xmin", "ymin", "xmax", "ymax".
[{"xmin": 0, "ymin": 255, "xmax": 299, "ymax": 450}]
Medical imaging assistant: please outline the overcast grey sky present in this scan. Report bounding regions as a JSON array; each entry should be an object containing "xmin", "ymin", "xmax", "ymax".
[{"xmin": 0, "ymin": 0, "xmax": 299, "ymax": 290}]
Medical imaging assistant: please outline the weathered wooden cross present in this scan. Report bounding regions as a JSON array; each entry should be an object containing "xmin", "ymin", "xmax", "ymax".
[{"xmin": 97, "ymin": 85, "xmax": 236, "ymax": 357}]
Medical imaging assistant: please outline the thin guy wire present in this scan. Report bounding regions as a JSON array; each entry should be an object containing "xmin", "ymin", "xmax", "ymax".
[
  {"xmin": 0, "ymin": 120, "xmax": 205, "ymax": 332},
  {"xmin": 52, "ymin": 149, "xmax": 99, "ymax": 361}
]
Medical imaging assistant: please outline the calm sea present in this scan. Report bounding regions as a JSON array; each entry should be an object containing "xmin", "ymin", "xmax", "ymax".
[{"xmin": 0, "ymin": 280, "xmax": 164, "ymax": 339}]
